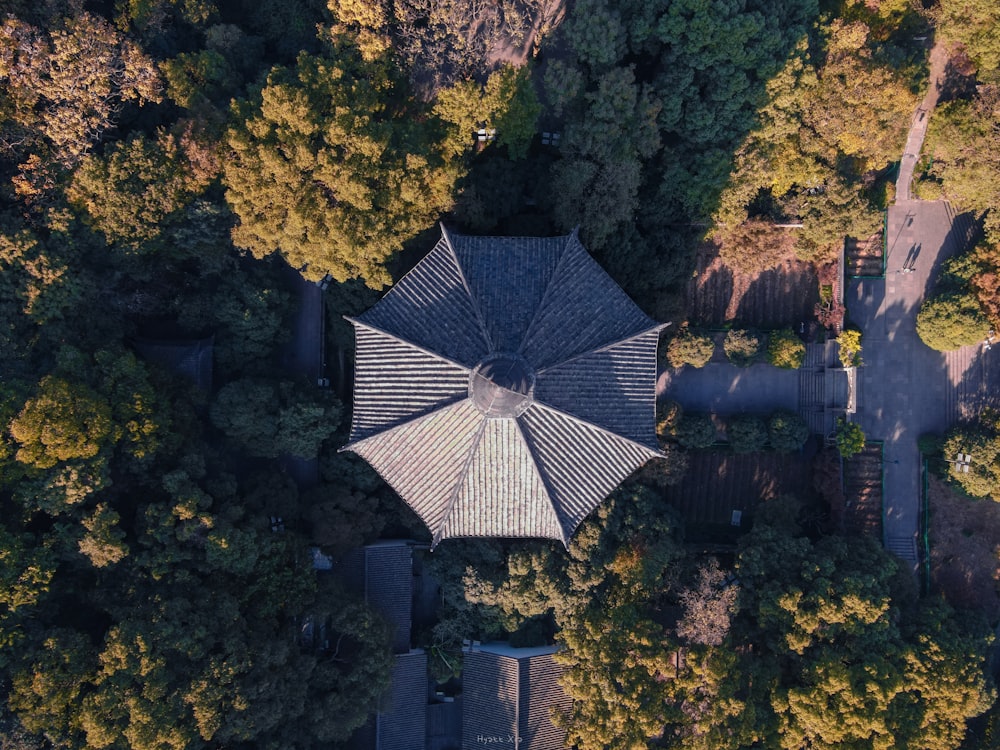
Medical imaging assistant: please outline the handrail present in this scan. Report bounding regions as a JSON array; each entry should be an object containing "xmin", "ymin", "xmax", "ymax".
[{"xmin": 920, "ymin": 457, "xmax": 931, "ymax": 594}]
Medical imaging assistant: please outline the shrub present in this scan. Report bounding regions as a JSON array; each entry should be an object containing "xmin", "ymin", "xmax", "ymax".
[
  {"xmin": 667, "ymin": 329, "xmax": 715, "ymax": 368},
  {"xmin": 836, "ymin": 329, "xmax": 863, "ymax": 367},
  {"xmin": 728, "ymin": 415, "xmax": 767, "ymax": 453},
  {"xmin": 767, "ymin": 329, "xmax": 806, "ymax": 369},
  {"xmin": 656, "ymin": 400, "xmax": 683, "ymax": 443},
  {"xmin": 676, "ymin": 413, "xmax": 717, "ymax": 449},
  {"xmin": 942, "ymin": 417, "xmax": 1000, "ymax": 499},
  {"xmin": 835, "ymin": 419, "xmax": 866, "ymax": 459},
  {"xmin": 915, "ymin": 293, "xmax": 990, "ymax": 351},
  {"xmin": 816, "ymin": 299, "xmax": 846, "ymax": 330},
  {"xmin": 724, "ymin": 329, "xmax": 763, "ymax": 367},
  {"xmin": 768, "ymin": 410, "xmax": 809, "ymax": 452}
]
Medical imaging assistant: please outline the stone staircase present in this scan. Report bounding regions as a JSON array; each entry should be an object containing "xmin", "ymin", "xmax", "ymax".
[
  {"xmin": 798, "ymin": 343, "xmax": 829, "ymax": 435},
  {"xmin": 798, "ymin": 341, "xmax": 848, "ymax": 437},
  {"xmin": 944, "ymin": 348, "xmax": 966, "ymax": 424},
  {"xmin": 885, "ymin": 534, "xmax": 918, "ymax": 562}
]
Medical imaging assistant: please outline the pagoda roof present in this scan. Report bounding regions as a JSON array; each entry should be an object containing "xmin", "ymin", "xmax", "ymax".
[{"xmin": 343, "ymin": 227, "xmax": 664, "ymax": 546}]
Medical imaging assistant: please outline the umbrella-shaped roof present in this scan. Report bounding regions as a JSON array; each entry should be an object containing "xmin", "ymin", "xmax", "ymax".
[{"xmin": 343, "ymin": 226, "xmax": 665, "ymax": 547}]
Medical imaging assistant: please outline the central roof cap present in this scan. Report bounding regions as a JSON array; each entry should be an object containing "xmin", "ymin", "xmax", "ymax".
[{"xmin": 469, "ymin": 354, "xmax": 535, "ymax": 417}]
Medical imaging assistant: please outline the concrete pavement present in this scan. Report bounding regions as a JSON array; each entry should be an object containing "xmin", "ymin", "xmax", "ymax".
[
  {"xmin": 895, "ymin": 42, "xmax": 947, "ymax": 201},
  {"xmin": 851, "ymin": 201, "xmax": 991, "ymax": 564}
]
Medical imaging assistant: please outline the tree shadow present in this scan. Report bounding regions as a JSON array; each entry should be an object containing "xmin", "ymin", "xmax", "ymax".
[
  {"xmin": 733, "ymin": 263, "xmax": 820, "ymax": 329},
  {"xmin": 685, "ymin": 251, "xmax": 734, "ymax": 326},
  {"xmin": 937, "ymin": 49, "xmax": 979, "ymax": 104},
  {"xmin": 919, "ymin": 207, "xmax": 983, "ymax": 302}
]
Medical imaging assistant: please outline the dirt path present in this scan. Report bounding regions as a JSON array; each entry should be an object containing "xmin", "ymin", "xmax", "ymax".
[{"xmin": 895, "ymin": 41, "xmax": 949, "ymax": 201}]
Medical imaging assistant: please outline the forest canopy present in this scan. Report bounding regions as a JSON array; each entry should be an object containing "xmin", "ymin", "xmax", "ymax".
[{"xmin": 0, "ymin": 0, "xmax": 997, "ymax": 748}]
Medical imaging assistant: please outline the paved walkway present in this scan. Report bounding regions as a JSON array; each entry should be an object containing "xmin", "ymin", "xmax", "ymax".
[
  {"xmin": 849, "ymin": 201, "xmax": 971, "ymax": 563},
  {"xmin": 895, "ymin": 42, "xmax": 948, "ymax": 201},
  {"xmin": 278, "ymin": 263, "xmax": 326, "ymax": 486},
  {"xmin": 657, "ymin": 362, "xmax": 799, "ymax": 415},
  {"xmin": 851, "ymin": 36, "xmax": 997, "ymax": 568}
]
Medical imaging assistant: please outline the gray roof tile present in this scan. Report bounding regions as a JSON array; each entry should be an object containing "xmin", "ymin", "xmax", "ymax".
[
  {"xmin": 519, "ymin": 233, "xmax": 657, "ymax": 370},
  {"xmin": 518, "ymin": 403, "xmax": 659, "ymax": 535},
  {"xmin": 350, "ymin": 400, "xmax": 485, "ymax": 533},
  {"xmin": 448, "ymin": 232, "xmax": 563, "ymax": 354},
  {"xmin": 349, "ymin": 323, "xmax": 470, "ymax": 443},
  {"xmin": 534, "ymin": 328, "xmax": 662, "ymax": 450},
  {"xmin": 360, "ymin": 236, "xmax": 491, "ymax": 368},
  {"xmin": 436, "ymin": 418, "xmax": 562, "ymax": 543}
]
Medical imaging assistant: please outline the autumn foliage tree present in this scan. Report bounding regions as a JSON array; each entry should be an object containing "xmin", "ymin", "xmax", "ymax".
[
  {"xmin": 0, "ymin": 13, "xmax": 161, "ymax": 183},
  {"xmin": 223, "ymin": 38, "xmax": 459, "ymax": 286}
]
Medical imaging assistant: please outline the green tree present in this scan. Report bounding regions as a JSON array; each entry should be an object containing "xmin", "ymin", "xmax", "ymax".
[
  {"xmin": 732, "ymin": 497, "xmax": 994, "ymax": 750},
  {"xmin": 548, "ymin": 64, "xmax": 661, "ymax": 250},
  {"xmin": 0, "ymin": 13, "xmax": 162, "ymax": 175},
  {"xmin": 223, "ymin": 42, "xmax": 458, "ymax": 285},
  {"xmin": 768, "ymin": 410, "xmax": 809, "ymax": 453},
  {"xmin": 715, "ymin": 220, "xmax": 797, "ymax": 277},
  {"xmin": 0, "ymin": 525, "xmax": 55, "ymax": 668},
  {"xmin": 942, "ymin": 418, "xmax": 1000, "ymax": 499},
  {"xmin": 9, "ymin": 376, "xmax": 113, "ymax": 471},
  {"xmin": 729, "ymin": 415, "xmax": 768, "ymax": 453},
  {"xmin": 916, "ymin": 293, "xmax": 990, "ymax": 351},
  {"xmin": 210, "ymin": 378, "xmax": 341, "ymax": 459},
  {"xmin": 924, "ymin": 89, "xmax": 1000, "ymax": 240},
  {"xmin": 67, "ymin": 130, "xmax": 208, "ymax": 250},
  {"xmin": 667, "ymin": 329, "xmax": 715, "ymax": 368},
  {"xmin": 0, "ymin": 226, "xmax": 86, "ymax": 326},
  {"xmin": 160, "ymin": 49, "xmax": 240, "ymax": 111},
  {"xmin": 767, "ymin": 329, "xmax": 806, "ymax": 369},
  {"xmin": 77, "ymin": 503, "xmax": 129, "ymax": 568},
  {"xmin": 434, "ymin": 65, "xmax": 542, "ymax": 160},
  {"xmin": 835, "ymin": 419, "xmax": 866, "ymax": 459},
  {"xmin": 938, "ymin": 0, "xmax": 1000, "ymax": 83},
  {"xmin": 724, "ymin": 329, "xmax": 763, "ymax": 367},
  {"xmin": 675, "ymin": 413, "xmax": 717, "ymax": 449}
]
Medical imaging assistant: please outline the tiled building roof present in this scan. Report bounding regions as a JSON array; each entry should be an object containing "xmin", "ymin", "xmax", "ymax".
[
  {"xmin": 344, "ymin": 227, "xmax": 664, "ymax": 546},
  {"xmin": 351, "ymin": 650, "xmax": 428, "ymax": 750},
  {"xmin": 132, "ymin": 336, "xmax": 213, "ymax": 391},
  {"xmin": 461, "ymin": 643, "xmax": 570, "ymax": 750},
  {"xmin": 339, "ymin": 541, "xmax": 414, "ymax": 654}
]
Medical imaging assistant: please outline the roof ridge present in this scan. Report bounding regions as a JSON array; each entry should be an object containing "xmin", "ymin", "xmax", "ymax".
[
  {"xmin": 512, "ymin": 417, "xmax": 569, "ymax": 547},
  {"xmin": 516, "ymin": 230, "xmax": 578, "ymax": 357},
  {"xmin": 535, "ymin": 322, "xmax": 669, "ymax": 377},
  {"xmin": 346, "ymin": 317, "xmax": 473, "ymax": 372},
  {"xmin": 440, "ymin": 224, "xmax": 496, "ymax": 353},
  {"xmin": 341, "ymin": 396, "xmax": 470, "ymax": 454},
  {"xmin": 431, "ymin": 418, "xmax": 489, "ymax": 548},
  {"xmin": 530, "ymin": 401, "xmax": 662, "ymax": 457}
]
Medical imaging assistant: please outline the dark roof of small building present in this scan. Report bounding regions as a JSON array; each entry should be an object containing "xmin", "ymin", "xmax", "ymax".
[
  {"xmin": 344, "ymin": 227, "xmax": 664, "ymax": 547},
  {"xmin": 380, "ymin": 650, "xmax": 428, "ymax": 750},
  {"xmin": 132, "ymin": 336, "xmax": 213, "ymax": 391},
  {"xmin": 339, "ymin": 541, "xmax": 413, "ymax": 654},
  {"xmin": 351, "ymin": 650, "xmax": 429, "ymax": 750},
  {"xmin": 462, "ymin": 643, "xmax": 570, "ymax": 750}
]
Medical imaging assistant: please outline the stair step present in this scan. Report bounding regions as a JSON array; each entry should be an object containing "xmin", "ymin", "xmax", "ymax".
[{"xmin": 885, "ymin": 535, "xmax": 918, "ymax": 561}]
